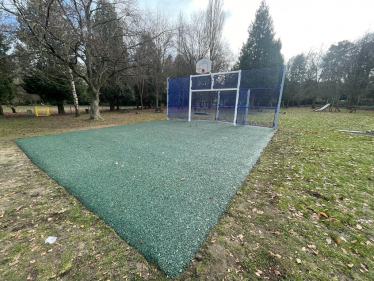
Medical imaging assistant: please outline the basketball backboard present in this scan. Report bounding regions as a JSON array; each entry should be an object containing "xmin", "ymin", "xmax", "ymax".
[{"xmin": 196, "ymin": 59, "xmax": 212, "ymax": 74}]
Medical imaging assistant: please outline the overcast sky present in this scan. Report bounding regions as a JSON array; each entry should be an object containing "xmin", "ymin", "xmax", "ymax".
[{"xmin": 139, "ymin": 0, "xmax": 374, "ymax": 61}]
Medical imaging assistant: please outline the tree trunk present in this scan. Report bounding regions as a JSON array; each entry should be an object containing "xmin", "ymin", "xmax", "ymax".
[
  {"xmin": 89, "ymin": 87, "xmax": 103, "ymax": 120},
  {"xmin": 57, "ymin": 102, "xmax": 65, "ymax": 114},
  {"xmin": 0, "ymin": 104, "xmax": 3, "ymax": 115},
  {"xmin": 68, "ymin": 68, "xmax": 80, "ymax": 117},
  {"xmin": 140, "ymin": 94, "xmax": 144, "ymax": 110},
  {"xmin": 311, "ymin": 97, "xmax": 316, "ymax": 109},
  {"xmin": 116, "ymin": 97, "xmax": 120, "ymax": 110},
  {"xmin": 250, "ymin": 93, "xmax": 255, "ymax": 107},
  {"xmin": 136, "ymin": 96, "xmax": 139, "ymax": 109},
  {"xmin": 155, "ymin": 85, "xmax": 159, "ymax": 109},
  {"xmin": 109, "ymin": 98, "xmax": 115, "ymax": 111},
  {"xmin": 6, "ymin": 101, "xmax": 17, "ymax": 113}
]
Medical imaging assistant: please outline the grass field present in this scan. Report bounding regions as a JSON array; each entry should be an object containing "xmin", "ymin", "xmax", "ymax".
[{"xmin": 1, "ymin": 108, "xmax": 373, "ymax": 280}]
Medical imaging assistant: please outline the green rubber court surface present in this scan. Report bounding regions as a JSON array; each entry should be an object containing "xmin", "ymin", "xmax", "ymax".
[{"xmin": 16, "ymin": 120, "xmax": 274, "ymax": 276}]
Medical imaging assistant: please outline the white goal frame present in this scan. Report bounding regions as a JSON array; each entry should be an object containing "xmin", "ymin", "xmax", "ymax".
[{"xmin": 188, "ymin": 70, "xmax": 242, "ymax": 125}]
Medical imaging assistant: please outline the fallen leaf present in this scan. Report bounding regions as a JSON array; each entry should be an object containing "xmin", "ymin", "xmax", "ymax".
[
  {"xmin": 80, "ymin": 225, "xmax": 84, "ymax": 228},
  {"xmin": 360, "ymin": 263, "xmax": 369, "ymax": 272},
  {"xmin": 123, "ymin": 276, "xmax": 128, "ymax": 280},
  {"xmin": 210, "ymin": 238, "xmax": 216, "ymax": 243},
  {"xmin": 318, "ymin": 212, "xmax": 328, "ymax": 218},
  {"xmin": 296, "ymin": 258, "xmax": 301, "ymax": 264},
  {"xmin": 342, "ymin": 248, "xmax": 348, "ymax": 254},
  {"xmin": 15, "ymin": 205, "xmax": 24, "ymax": 212},
  {"xmin": 255, "ymin": 269, "xmax": 262, "ymax": 276},
  {"xmin": 326, "ymin": 238, "xmax": 332, "ymax": 245},
  {"xmin": 114, "ymin": 162, "xmax": 118, "ymax": 165},
  {"xmin": 41, "ymin": 252, "xmax": 46, "ymax": 256},
  {"xmin": 9, "ymin": 260, "xmax": 19, "ymax": 266},
  {"xmin": 0, "ymin": 248, "xmax": 7, "ymax": 253},
  {"xmin": 181, "ymin": 178, "xmax": 185, "ymax": 181},
  {"xmin": 275, "ymin": 270, "xmax": 281, "ymax": 276},
  {"xmin": 351, "ymin": 240, "xmax": 357, "ymax": 244},
  {"xmin": 340, "ymin": 236, "xmax": 347, "ymax": 242},
  {"xmin": 47, "ymin": 218, "xmax": 52, "ymax": 221},
  {"xmin": 31, "ymin": 246, "xmax": 39, "ymax": 252},
  {"xmin": 347, "ymin": 263, "xmax": 354, "ymax": 268},
  {"xmin": 365, "ymin": 240, "xmax": 371, "ymax": 245},
  {"xmin": 290, "ymin": 229, "xmax": 300, "ymax": 237},
  {"xmin": 95, "ymin": 253, "xmax": 102, "ymax": 260},
  {"xmin": 269, "ymin": 251, "xmax": 282, "ymax": 259},
  {"xmin": 121, "ymin": 165, "xmax": 124, "ymax": 168},
  {"xmin": 30, "ymin": 260, "xmax": 36, "ymax": 264},
  {"xmin": 335, "ymin": 238, "xmax": 340, "ymax": 245},
  {"xmin": 356, "ymin": 224, "xmax": 362, "ymax": 230}
]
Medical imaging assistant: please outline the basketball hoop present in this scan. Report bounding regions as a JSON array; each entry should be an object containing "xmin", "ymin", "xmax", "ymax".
[
  {"xmin": 196, "ymin": 67, "xmax": 205, "ymax": 74},
  {"xmin": 196, "ymin": 59, "xmax": 212, "ymax": 74}
]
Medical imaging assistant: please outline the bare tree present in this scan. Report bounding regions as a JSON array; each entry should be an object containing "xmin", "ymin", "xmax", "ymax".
[
  {"xmin": 206, "ymin": 0, "xmax": 225, "ymax": 70},
  {"xmin": 176, "ymin": 0, "xmax": 231, "ymax": 74},
  {"xmin": 1, "ymin": 0, "xmax": 146, "ymax": 120},
  {"xmin": 146, "ymin": 9, "xmax": 174, "ymax": 108},
  {"xmin": 305, "ymin": 46, "xmax": 324, "ymax": 108}
]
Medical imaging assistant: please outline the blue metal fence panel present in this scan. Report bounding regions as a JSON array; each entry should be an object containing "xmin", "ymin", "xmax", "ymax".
[
  {"xmin": 168, "ymin": 77, "xmax": 190, "ymax": 120},
  {"xmin": 167, "ymin": 66, "xmax": 285, "ymax": 128}
]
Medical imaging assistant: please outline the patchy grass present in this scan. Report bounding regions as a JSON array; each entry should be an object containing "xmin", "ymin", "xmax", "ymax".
[{"xmin": 1, "ymin": 107, "xmax": 374, "ymax": 280}]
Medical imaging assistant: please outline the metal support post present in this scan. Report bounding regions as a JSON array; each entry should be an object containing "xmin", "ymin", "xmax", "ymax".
[
  {"xmin": 188, "ymin": 75, "xmax": 192, "ymax": 122},
  {"xmin": 166, "ymin": 78, "xmax": 169, "ymax": 120},
  {"xmin": 216, "ymin": 91, "xmax": 220, "ymax": 121},
  {"xmin": 274, "ymin": 66, "xmax": 286, "ymax": 129},
  {"xmin": 233, "ymin": 71, "xmax": 242, "ymax": 125},
  {"xmin": 244, "ymin": 89, "xmax": 250, "ymax": 125}
]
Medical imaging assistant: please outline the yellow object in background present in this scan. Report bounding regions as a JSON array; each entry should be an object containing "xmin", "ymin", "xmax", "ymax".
[{"xmin": 34, "ymin": 106, "xmax": 50, "ymax": 117}]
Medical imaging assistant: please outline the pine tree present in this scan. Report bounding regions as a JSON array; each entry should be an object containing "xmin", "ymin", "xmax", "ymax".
[{"xmin": 237, "ymin": 1, "xmax": 283, "ymax": 70}]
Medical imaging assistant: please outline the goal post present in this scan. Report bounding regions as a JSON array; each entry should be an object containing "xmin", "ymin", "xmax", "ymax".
[{"xmin": 167, "ymin": 65, "xmax": 286, "ymax": 129}]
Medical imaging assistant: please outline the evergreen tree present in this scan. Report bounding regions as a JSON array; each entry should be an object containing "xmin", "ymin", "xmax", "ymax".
[
  {"xmin": 237, "ymin": 1, "xmax": 283, "ymax": 70},
  {"xmin": 0, "ymin": 33, "xmax": 14, "ymax": 115}
]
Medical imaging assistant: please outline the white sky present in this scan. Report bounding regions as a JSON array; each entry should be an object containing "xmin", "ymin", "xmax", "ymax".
[{"xmin": 139, "ymin": 0, "xmax": 374, "ymax": 61}]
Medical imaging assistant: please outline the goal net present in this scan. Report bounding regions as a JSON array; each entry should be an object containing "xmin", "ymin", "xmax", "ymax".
[{"xmin": 167, "ymin": 66, "xmax": 285, "ymax": 129}]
